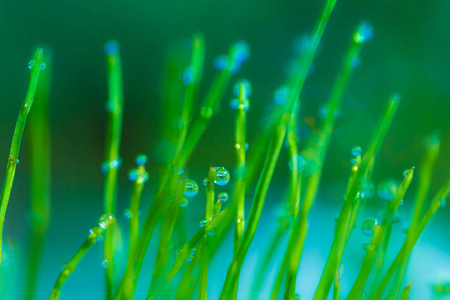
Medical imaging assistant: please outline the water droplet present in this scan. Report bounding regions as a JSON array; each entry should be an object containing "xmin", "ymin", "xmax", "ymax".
[
  {"xmin": 231, "ymin": 40, "xmax": 250, "ymax": 63},
  {"xmin": 104, "ymin": 40, "xmax": 120, "ymax": 56},
  {"xmin": 235, "ymin": 143, "xmax": 249, "ymax": 151},
  {"xmin": 135, "ymin": 154, "xmax": 148, "ymax": 166},
  {"xmin": 180, "ymin": 198, "xmax": 189, "ymax": 207},
  {"xmin": 361, "ymin": 219, "xmax": 379, "ymax": 236},
  {"xmin": 182, "ymin": 66, "xmax": 196, "ymax": 85},
  {"xmin": 137, "ymin": 172, "xmax": 149, "ymax": 183},
  {"xmin": 318, "ymin": 104, "xmax": 341, "ymax": 119},
  {"xmin": 39, "ymin": 62, "xmax": 46, "ymax": 70},
  {"xmin": 105, "ymin": 101, "xmax": 115, "ymax": 111},
  {"xmin": 229, "ymin": 60, "xmax": 241, "ymax": 74},
  {"xmin": 350, "ymin": 56, "xmax": 361, "ymax": 68},
  {"xmin": 173, "ymin": 166, "xmax": 185, "ymax": 175},
  {"xmin": 359, "ymin": 179, "xmax": 374, "ymax": 198},
  {"xmin": 440, "ymin": 198, "xmax": 447, "ymax": 207},
  {"xmin": 189, "ymin": 248, "xmax": 197, "ymax": 255},
  {"xmin": 102, "ymin": 259, "xmax": 109, "ymax": 269},
  {"xmin": 377, "ymin": 179, "xmax": 398, "ymax": 201},
  {"xmin": 186, "ymin": 255, "xmax": 194, "ymax": 262},
  {"xmin": 200, "ymin": 106, "xmax": 213, "ymax": 119},
  {"xmin": 99, "ymin": 214, "xmax": 115, "ymax": 229},
  {"xmin": 354, "ymin": 22, "xmax": 374, "ymax": 44},
  {"xmin": 28, "ymin": 60, "xmax": 36, "ymax": 69},
  {"xmin": 391, "ymin": 93, "xmax": 401, "ymax": 103},
  {"xmin": 357, "ymin": 291, "xmax": 368, "ymax": 300},
  {"xmin": 207, "ymin": 229, "xmax": 215, "ymax": 236},
  {"xmin": 288, "ymin": 155, "xmax": 306, "ymax": 172},
  {"xmin": 239, "ymin": 99, "xmax": 250, "ymax": 111},
  {"xmin": 128, "ymin": 169, "xmax": 139, "ymax": 181},
  {"xmin": 16, "ymin": 159, "xmax": 19, "ymax": 165},
  {"xmin": 176, "ymin": 248, "xmax": 182, "ymax": 256},
  {"xmin": 123, "ymin": 209, "xmax": 132, "ymax": 219},
  {"xmin": 184, "ymin": 179, "xmax": 199, "ymax": 197},
  {"xmin": 214, "ymin": 167, "xmax": 230, "ymax": 186},
  {"xmin": 233, "ymin": 79, "xmax": 252, "ymax": 97},
  {"xmin": 213, "ymin": 54, "xmax": 229, "ymax": 71},
  {"xmin": 273, "ymin": 86, "xmax": 289, "ymax": 105},
  {"xmin": 101, "ymin": 158, "xmax": 123, "ymax": 174},
  {"xmin": 203, "ymin": 178, "xmax": 208, "ymax": 186},
  {"xmin": 292, "ymin": 34, "xmax": 315, "ymax": 56},
  {"xmin": 351, "ymin": 146, "xmax": 362, "ymax": 156},
  {"xmin": 230, "ymin": 98, "xmax": 239, "ymax": 110},
  {"xmin": 199, "ymin": 220, "xmax": 207, "ymax": 227},
  {"xmin": 188, "ymin": 276, "xmax": 197, "ymax": 286},
  {"xmin": 403, "ymin": 169, "xmax": 412, "ymax": 177},
  {"xmin": 218, "ymin": 192, "xmax": 229, "ymax": 202}
]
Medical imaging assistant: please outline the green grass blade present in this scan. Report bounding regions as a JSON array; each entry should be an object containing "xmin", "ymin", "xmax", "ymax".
[
  {"xmin": 49, "ymin": 217, "xmax": 115, "ymax": 300},
  {"xmin": 0, "ymin": 47, "xmax": 44, "ymax": 265},
  {"xmin": 23, "ymin": 47, "xmax": 52, "ymax": 300}
]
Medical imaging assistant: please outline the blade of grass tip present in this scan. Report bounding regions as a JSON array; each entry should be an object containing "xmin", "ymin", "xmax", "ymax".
[
  {"xmin": 219, "ymin": 112, "xmax": 289, "ymax": 299},
  {"xmin": 122, "ymin": 155, "xmax": 149, "ymax": 298},
  {"xmin": 371, "ymin": 177, "xmax": 450, "ymax": 300},
  {"xmin": 333, "ymin": 265, "xmax": 343, "ymax": 300},
  {"xmin": 175, "ymin": 40, "xmax": 249, "ymax": 169},
  {"xmin": 314, "ymin": 93, "xmax": 400, "ymax": 300},
  {"xmin": 390, "ymin": 131, "xmax": 441, "ymax": 298},
  {"xmin": 102, "ymin": 40, "xmax": 124, "ymax": 300},
  {"xmin": 283, "ymin": 20, "xmax": 368, "ymax": 300},
  {"xmin": 400, "ymin": 281, "xmax": 413, "ymax": 300},
  {"xmin": 49, "ymin": 216, "xmax": 116, "ymax": 300},
  {"xmin": 270, "ymin": 108, "xmax": 301, "ymax": 300},
  {"xmin": 199, "ymin": 167, "xmax": 216, "ymax": 300},
  {"xmin": 223, "ymin": 1, "xmax": 338, "ymax": 298},
  {"xmin": 346, "ymin": 168, "xmax": 414, "ymax": 299},
  {"xmin": 173, "ymin": 33, "xmax": 205, "ymax": 158},
  {"xmin": 229, "ymin": 81, "xmax": 250, "ymax": 300},
  {"xmin": 23, "ymin": 47, "xmax": 52, "ymax": 300},
  {"xmin": 0, "ymin": 48, "xmax": 44, "ymax": 265},
  {"xmin": 146, "ymin": 209, "xmax": 229, "ymax": 300}
]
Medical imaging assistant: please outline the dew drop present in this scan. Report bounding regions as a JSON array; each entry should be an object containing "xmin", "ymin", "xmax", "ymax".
[
  {"xmin": 180, "ymin": 198, "xmax": 189, "ymax": 207},
  {"xmin": 176, "ymin": 248, "xmax": 182, "ymax": 256},
  {"xmin": 213, "ymin": 54, "xmax": 229, "ymax": 71},
  {"xmin": 273, "ymin": 86, "xmax": 289, "ymax": 105},
  {"xmin": 135, "ymin": 154, "xmax": 148, "ymax": 166},
  {"xmin": 377, "ymin": 179, "xmax": 398, "ymax": 201},
  {"xmin": 359, "ymin": 179, "xmax": 374, "ymax": 199},
  {"xmin": 101, "ymin": 158, "xmax": 123, "ymax": 174},
  {"xmin": 188, "ymin": 276, "xmax": 197, "ymax": 286},
  {"xmin": 138, "ymin": 172, "xmax": 149, "ymax": 183},
  {"xmin": 28, "ymin": 60, "xmax": 35, "ymax": 70},
  {"xmin": 186, "ymin": 255, "xmax": 194, "ymax": 262},
  {"xmin": 123, "ymin": 209, "xmax": 132, "ymax": 219},
  {"xmin": 189, "ymin": 248, "xmax": 197, "ymax": 255},
  {"xmin": 218, "ymin": 192, "xmax": 229, "ymax": 203},
  {"xmin": 288, "ymin": 155, "xmax": 306, "ymax": 172},
  {"xmin": 99, "ymin": 214, "xmax": 115, "ymax": 229},
  {"xmin": 182, "ymin": 66, "xmax": 196, "ymax": 85},
  {"xmin": 233, "ymin": 79, "xmax": 252, "ymax": 97},
  {"xmin": 199, "ymin": 220, "xmax": 207, "ymax": 227},
  {"xmin": 361, "ymin": 219, "xmax": 379, "ymax": 236},
  {"xmin": 318, "ymin": 104, "xmax": 341, "ymax": 119},
  {"xmin": 128, "ymin": 169, "xmax": 139, "ymax": 181},
  {"xmin": 351, "ymin": 146, "xmax": 362, "ymax": 157},
  {"xmin": 440, "ymin": 198, "xmax": 447, "ymax": 207},
  {"xmin": 102, "ymin": 259, "xmax": 110, "ymax": 269},
  {"xmin": 203, "ymin": 178, "xmax": 208, "ymax": 186},
  {"xmin": 200, "ymin": 106, "xmax": 213, "ymax": 119},
  {"xmin": 357, "ymin": 291, "xmax": 368, "ymax": 300},
  {"xmin": 105, "ymin": 101, "xmax": 116, "ymax": 111},
  {"xmin": 230, "ymin": 98, "xmax": 239, "ymax": 110},
  {"xmin": 354, "ymin": 22, "xmax": 374, "ymax": 44},
  {"xmin": 350, "ymin": 56, "xmax": 361, "ymax": 68},
  {"xmin": 231, "ymin": 40, "xmax": 250, "ymax": 63},
  {"xmin": 214, "ymin": 167, "xmax": 230, "ymax": 186},
  {"xmin": 403, "ymin": 169, "xmax": 412, "ymax": 177},
  {"xmin": 173, "ymin": 166, "xmax": 185, "ymax": 175},
  {"xmin": 184, "ymin": 179, "xmax": 199, "ymax": 197},
  {"xmin": 104, "ymin": 40, "xmax": 120, "ymax": 56},
  {"xmin": 16, "ymin": 159, "xmax": 19, "ymax": 165},
  {"xmin": 39, "ymin": 62, "xmax": 46, "ymax": 70}
]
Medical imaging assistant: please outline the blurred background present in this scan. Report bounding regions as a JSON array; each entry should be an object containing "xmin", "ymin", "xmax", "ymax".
[{"xmin": 0, "ymin": 0, "xmax": 449, "ymax": 299}]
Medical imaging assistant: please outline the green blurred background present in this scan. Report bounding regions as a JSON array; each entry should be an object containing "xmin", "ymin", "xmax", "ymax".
[{"xmin": 0, "ymin": 0, "xmax": 449, "ymax": 299}]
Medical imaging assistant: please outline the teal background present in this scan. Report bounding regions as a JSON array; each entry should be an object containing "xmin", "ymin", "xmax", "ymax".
[{"xmin": 0, "ymin": 0, "xmax": 449, "ymax": 299}]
